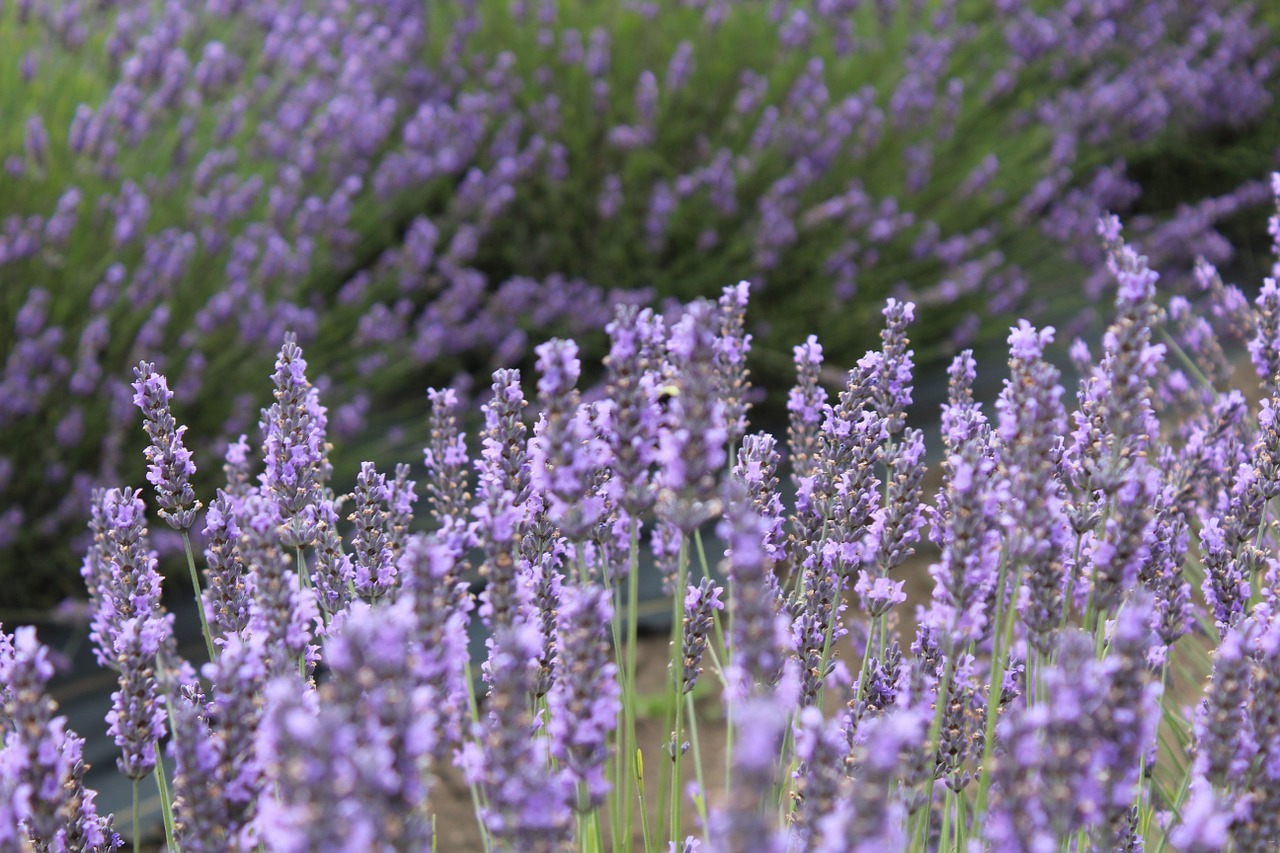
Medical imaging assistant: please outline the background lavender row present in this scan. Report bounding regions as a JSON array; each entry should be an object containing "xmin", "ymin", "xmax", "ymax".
[{"xmin": 1, "ymin": 0, "xmax": 1277, "ymax": 607}]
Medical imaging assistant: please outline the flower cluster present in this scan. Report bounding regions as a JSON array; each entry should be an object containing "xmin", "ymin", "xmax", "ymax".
[
  {"xmin": 9, "ymin": 188, "xmax": 1280, "ymax": 851},
  {"xmin": 1, "ymin": 0, "xmax": 1274, "ymax": 607}
]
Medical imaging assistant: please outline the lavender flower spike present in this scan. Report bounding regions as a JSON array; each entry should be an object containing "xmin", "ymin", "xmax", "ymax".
[
  {"xmin": 169, "ymin": 689, "xmax": 228, "ymax": 852},
  {"xmin": 715, "ymin": 280, "xmax": 754, "ymax": 444},
  {"xmin": 657, "ymin": 300, "xmax": 730, "ymax": 532},
  {"xmin": 1, "ymin": 625, "xmax": 119, "ymax": 851},
  {"xmin": 679, "ymin": 576, "xmax": 725, "ymax": 694},
  {"xmin": 423, "ymin": 386, "xmax": 474, "ymax": 555},
  {"xmin": 105, "ymin": 614, "xmax": 170, "ymax": 780},
  {"xmin": 348, "ymin": 461, "xmax": 396, "ymax": 602},
  {"xmin": 547, "ymin": 584, "xmax": 620, "ymax": 812},
  {"xmin": 460, "ymin": 622, "xmax": 572, "ymax": 852},
  {"xmin": 530, "ymin": 339, "xmax": 611, "ymax": 540},
  {"xmin": 259, "ymin": 333, "xmax": 332, "ymax": 549},
  {"xmin": 132, "ymin": 361, "xmax": 201, "ymax": 530}
]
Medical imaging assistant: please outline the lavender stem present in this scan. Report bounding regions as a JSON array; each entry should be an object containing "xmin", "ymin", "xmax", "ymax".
[{"xmin": 182, "ymin": 530, "xmax": 216, "ymax": 662}]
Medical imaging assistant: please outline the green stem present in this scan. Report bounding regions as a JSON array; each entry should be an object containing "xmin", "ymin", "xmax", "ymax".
[
  {"xmin": 462, "ymin": 657, "xmax": 495, "ymax": 853},
  {"xmin": 154, "ymin": 763, "xmax": 176, "ymax": 852},
  {"xmin": 132, "ymin": 778, "xmax": 140, "ymax": 853},
  {"xmin": 637, "ymin": 747, "xmax": 653, "ymax": 853},
  {"xmin": 941, "ymin": 786, "xmax": 953, "ymax": 853},
  {"xmin": 669, "ymin": 536, "xmax": 691, "ymax": 848},
  {"xmin": 974, "ymin": 551, "xmax": 1015, "ymax": 820},
  {"xmin": 182, "ymin": 531, "xmax": 217, "ymax": 662},
  {"xmin": 601, "ymin": 548, "xmax": 628, "ymax": 852},
  {"xmin": 912, "ymin": 655, "xmax": 956, "ymax": 849},
  {"xmin": 685, "ymin": 691, "xmax": 710, "ymax": 847},
  {"xmin": 624, "ymin": 517, "xmax": 641, "ymax": 853}
]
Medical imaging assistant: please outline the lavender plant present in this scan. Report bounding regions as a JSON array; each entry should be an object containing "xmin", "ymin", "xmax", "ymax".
[
  {"xmin": 12, "ymin": 185, "xmax": 1280, "ymax": 850},
  {"xmin": 2, "ymin": 0, "xmax": 1277, "ymax": 608}
]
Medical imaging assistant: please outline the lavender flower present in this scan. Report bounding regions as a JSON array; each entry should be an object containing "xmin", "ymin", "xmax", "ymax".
[
  {"xmin": 81, "ymin": 488, "xmax": 165, "ymax": 665},
  {"xmin": 656, "ymin": 301, "xmax": 729, "ymax": 532},
  {"xmin": 706, "ymin": 684, "xmax": 795, "ymax": 853},
  {"xmin": 789, "ymin": 707, "xmax": 847, "ymax": 850},
  {"xmin": 816, "ymin": 708, "xmax": 921, "ymax": 853},
  {"xmin": 104, "ymin": 614, "xmax": 169, "ymax": 780},
  {"xmin": 475, "ymin": 368, "xmax": 531, "ymax": 517},
  {"xmin": 603, "ymin": 305, "xmax": 662, "ymax": 515},
  {"xmin": 309, "ymin": 497, "xmax": 355, "ymax": 617},
  {"xmin": 787, "ymin": 335, "xmax": 828, "ymax": 490},
  {"xmin": 530, "ymin": 339, "xmax": 611, "ymax": 540},
  {"xmin": 348, "ymin": 461, "xmax": 396, "ymax": 601},
  {"xmin": 1249, "ymin": 278, "xmax": 1280, "ymax": 397},
  {"xmin": 398, "ymin": 533, "xmax": 474, "ymax": 754},
  {"xmin": 131, "ymin": 361, "xmax": 201, "ymax": 529},
  {"xmin": 201, "ymin": 490, "xmax": 252, "ymax": 642},
  {"xmin": 721, "ymin": 490, "xmax": 791, "ymax": 698},
  {"xmin": 678, "ymin": 576, "xmax": 724, "ymax": 694},
  {"xmin": 0, "ymin": 625, "xmax": 119, "ymax": 851},
  {"xmin": 924, "ymin": 359, "xmax": 1004, "ymax": 651},
  {"xmin": 715, "ymin": 281, "xmax": 754, "ymax": 444},
  {"xmin": 875, "ymin": 298, "xmax": 915, "ymax": 436},
  {"xmin": 241, "ymin": 498, "xmax": 319, "ymax": 680},
  {"xmin": 997, "ymin": 321, "xmax": 1069, "ymax": 650},
  {"xmin": 169, "ymin": 689, "xmax": 228, "ymax": 852},
  {"xmin": 547, "ymin": 584, "xmax": 619, "ymax": 811},
  {"xmin": 259, "ymin": 334, "xmax": 331, "ymax": 549},
  {"xmin": 461, "ymin": 622, "xmax": 572, "ymax": 851},
  {"xmin": 733, "ymin": 433, "xmax": 789, "ymax": 569},
  {"xmin": 423, "ymin": 386, "xmax": 473, "ymax": 554},
  {"xmin": 200, "ymin": 633, "xmax": 269, "ymax": 843}
]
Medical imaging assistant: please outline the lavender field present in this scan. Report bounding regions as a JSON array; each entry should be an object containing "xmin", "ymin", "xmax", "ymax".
[{"xmin": 3, "ymin": 0, "xmax": 1280, "ymax": 850}]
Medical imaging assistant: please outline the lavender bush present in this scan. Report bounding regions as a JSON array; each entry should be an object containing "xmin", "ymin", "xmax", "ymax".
[
  {"xmin": 1, "ymin": 0, "xmax": 1276, "ymax": 606},
  {"xmin": 7, "ymin": 186, "xmax": 1280, "ymax": 849}
]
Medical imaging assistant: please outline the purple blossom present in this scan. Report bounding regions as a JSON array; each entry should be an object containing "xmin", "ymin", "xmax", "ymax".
[
  {"xmin": 201, "ymin": 490, "xmax": 252, "ymax": 642},
  {"xmin": 132, "ymin": 361, "xmax": 201, "ymax": 529},
  {"xmin": 169, "ymin": 689, "xmax": 228, "ymax": 852},
  {"xmin": 679, "ymin": 576, "xmax": 724, "ymax": 694},
  {"xmin": 656, "ymin": 300, "xmax": 729, "ymax": 532},
  {"xmin": 423, "ymin": 386, "xmax": 474, "ymax": 555},
  {"xmin": 348, "ymin": 461, "xmax": 396, "ymax": 602},
  {"xmin": 720, "ymin": 489, "xmax": 791, "ymax": 699},
  {"xmin": 787, "ymin": 335, "xmax": 828, "ymax": 489},
  {"xmin": 104, "ymin": 614, "xmax": 170, "ymax": 779},
  {"xmin": 259, "ymin": 334, "xmax": 331, "ymax": 549},
  {"xmin": 462, "ymin": 623, "xmax": 572, "ymax": 851},
  {"xmin": 0, "ymin": 625, "xmax": 119, "ymax": 851},
  {"xmin": 529, "ymin": 344, "xmax": 611, "ymax": 540},
  {"xmin": 398, "ymin": 533, "xmax": 473, "ymax": 754},
  {"xmin": 997, "ymin": 321, "xmax": 1069, "ymax": 649},
  {"xmin": 706, "ymin": 683, "xmax": 795, "ymax": 853},
  {"xmin": 547, "ymin": 584, "xmax": 619, "ymax": 811},
  {"xmin": 242, "ymin": 509, "xmax": 319, "ymax": 680},
  {"xmin": 200, "ymin": 633, "xmax": 268, "ymax": 842},
  {"xmin": 603, "ymin": 305, "xmax": 662, "ymax": 515},
  {"xmin": 816, "ymin": 708, "xmax": 921, "ymax": 853},
  {"xmin": 715, "ymin": 280, "xmax": 754, "ymax": 443}
]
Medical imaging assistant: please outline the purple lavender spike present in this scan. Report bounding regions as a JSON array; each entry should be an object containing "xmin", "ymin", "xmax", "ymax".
[
  {"xmin": 715, "ymin": 281, "xmax": 754, "ymax": 444},
  {"xmin": 348, "ymin": 461, "xmax": 396, "ymax": 602},
  {"xmin": 1, "ymin": 625, "xmax": 120, "ymax": 851},
  {"xmin": 656, "ymin": 301, "xmax": 729, "ymax": 533},
  {"xmin": 547, "ymin": 584, "xmax": 619, "ymax": 811},
  {"xmin": 259, "ymin": 334, "xmax": 331, "ymax": 549},
  {"xmin": 423, "ymin": 386, "xmax": 474, "ymax": 556},
  {"xmin": 460, "ymin": 623, "xmax": 572, "ymax": 852},
  {"xmin": 131, "ymin": 361, "xmax": 201, "ymax": 530}
]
